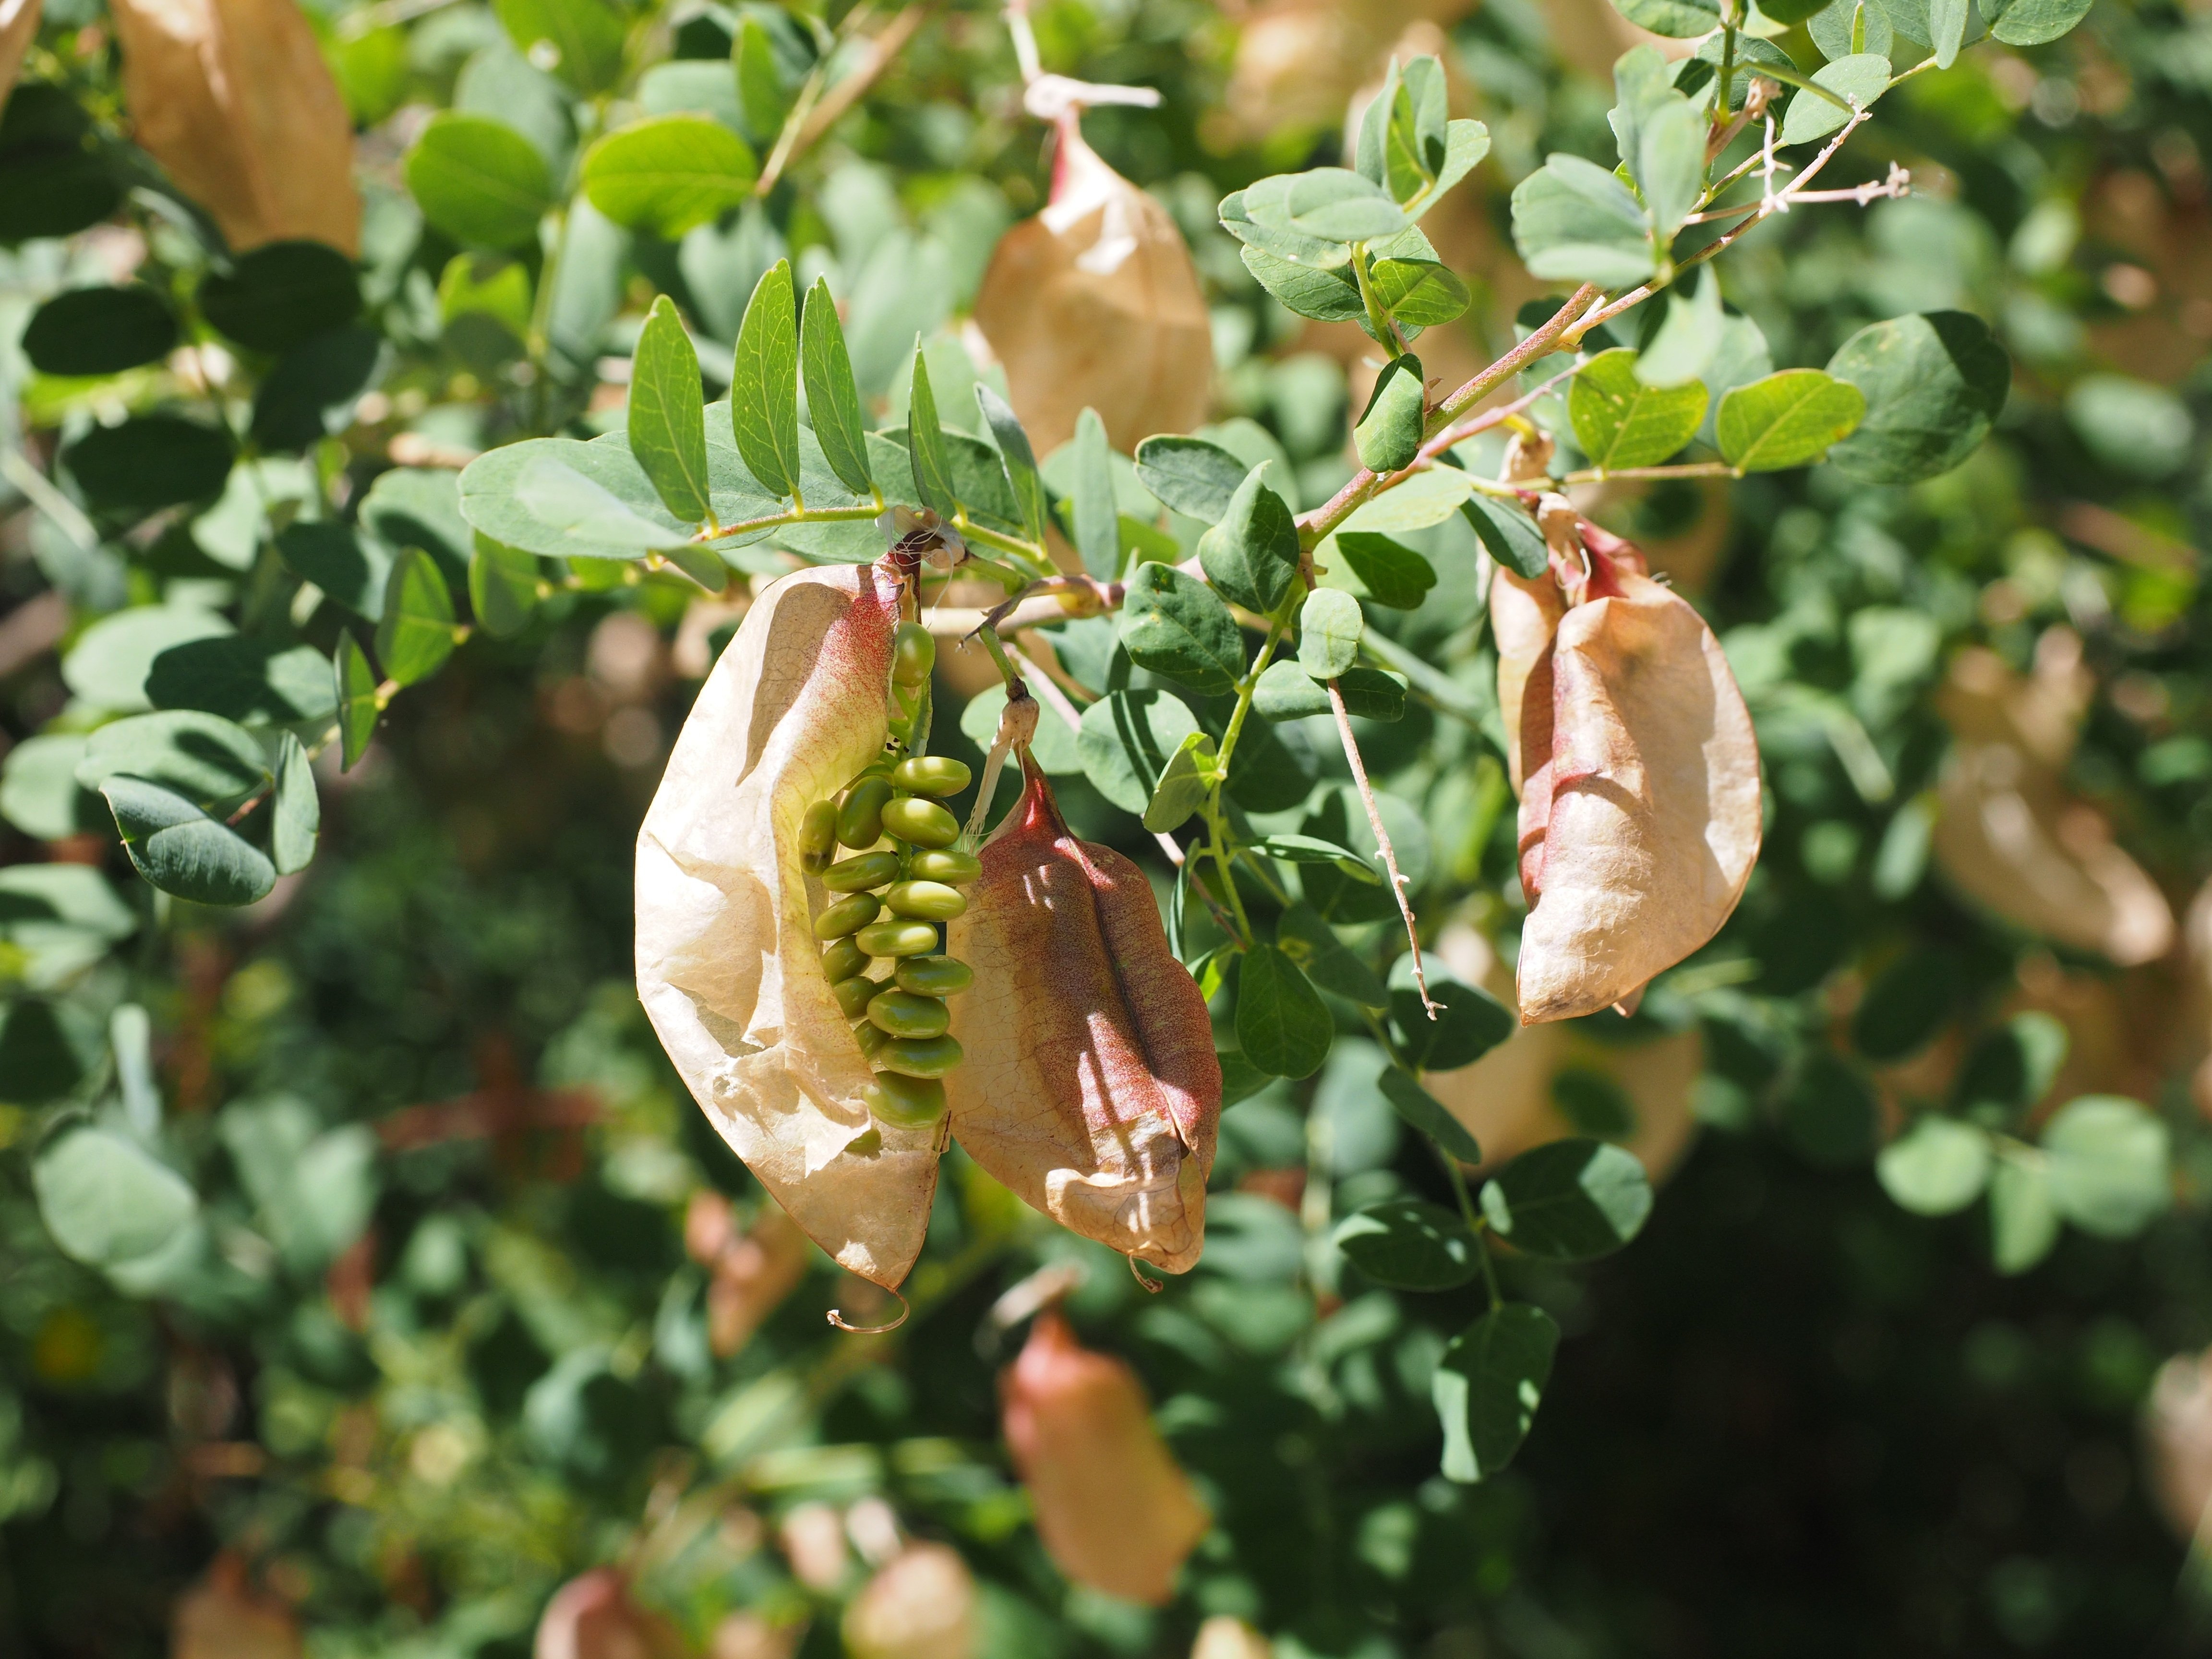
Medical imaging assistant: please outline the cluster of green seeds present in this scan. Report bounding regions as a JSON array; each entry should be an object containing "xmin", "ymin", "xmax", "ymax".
[{"xmin": 801, "ymin": 623, "xmax": 977, "ymax": 1131}]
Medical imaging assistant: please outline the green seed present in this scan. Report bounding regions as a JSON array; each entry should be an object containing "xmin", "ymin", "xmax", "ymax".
[
  {"xmin": 881, "ymin": 796, "xmax": 960, "ymax": 849},
  {"xmin": 800, "ymin": 800, "xmax": 839, "ymax": 873},
  {"xmin": 907, "ymin": 848, "xmax": 981, "ymax": 885},
  {"xmin": 877, "ymin": 1033, "xmax": 963, "ymax": 1079},
  {"xmin": 890, "ymin": 756, "xmax": 972, "ymax": 797},
  {"xmin": 820, "ymin": 938, "xmax": 869, "ymax": 983},
  {"xmin": 822, "ymin": 850, "xmax": 901, "ymax": 892},
  {"xmin": 895, "ymin": 955, "xmax": 973, "ymax": 998},
  {"xmin": 867, "ymin": 988, "xmax": 950, "ymax": 1039},
  {"xmin": 856, "ymin": 919, "xmax": 940, "ymax": 957},
  {"xmin": 813, "ymin": 892, "xmax": 881, "ymax": 940},
  {"xmin": 838, "ymin": 775, "xmax": 893, "ymax": 849},
  {"xmin": 866, "ymin": 1070, "xmax": 946, "ymax": 1129},
  {"xmin": 892, "ymin": 622, "xmax": 935, "ymax": 686},
  {"xmin": 885, "ymin": 879, "xmax": 966, "ymax": 921},
  {"xmin": 832, "ymin": 974, "xmax": 880, "ymax": 1018},
  {"xmin": 855, "ymin": 1020, "xmax": 890, "ymax": 1060}
]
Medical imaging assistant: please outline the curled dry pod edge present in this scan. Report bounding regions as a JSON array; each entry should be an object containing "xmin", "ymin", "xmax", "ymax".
[
  {"xmin": 1000, "ymin": 1310, "xmax": 1211, "ymax": 1606},
  {"xmin": 111, "ymin": 0, "xmax": 361, "ymax": 256},
  {"xmin": 946, "ymin": 754, "xmax": 1221, "ymax": 1273},
  {"xmin": 972, "ymin": 114, "xmax": 1212, "ymax": 455},
  {"xmin": 0, "ymin": 0, "xmax": 39, "ymax": 115},
  {"xmin": 1514, "ymin": 542, "xmax": 1762, "ymax": 1023},
  {"xmin": 637, "ymin": 562, "xmax": 941, "ymax": 1290}
]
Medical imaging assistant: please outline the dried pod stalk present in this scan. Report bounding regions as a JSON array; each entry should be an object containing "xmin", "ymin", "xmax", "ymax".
[
  {"xmin": 1933, "ymin": 644, "xmax": 2173, "ymax": 967},
  {"xmin": 945, "ymin": 757, "xmax": 1220, "ymax": 1272},
  {"xmin": 111, "ymin": 0, "xmax": 361, "ymax": 255},
  {"xmin": 638, "ymin": 563, "xmax": 940, "ymax": 1289},
  {"xmin": 1512, "ymin": 541, "xmax": 1762, "ymax": 1023},
  {"xmin": 1000, "ymin": 1311, "xmax": 1211, "ymax": 1605},
  {"xmin": 973, "ymin": 117, "xmax": 1211, "ymax": 455},
  {"xmin": 0, "ymin": 0, "xmax": 39, "ymax": 115}
]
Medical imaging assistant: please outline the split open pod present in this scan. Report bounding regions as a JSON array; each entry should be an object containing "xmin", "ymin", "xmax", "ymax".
[{"xmin": 637, "ymin": 563, "xmax": 941, "ymax": 1291}]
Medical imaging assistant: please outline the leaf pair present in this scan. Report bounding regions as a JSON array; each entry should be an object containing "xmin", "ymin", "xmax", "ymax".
[
  {"xmin": 636, "ymin": 562, "xmax": 942, "ymax": 1289},
  {"xmin": 1499, "ymin": 518, "xmax": 1763, "ymax": 1023}
]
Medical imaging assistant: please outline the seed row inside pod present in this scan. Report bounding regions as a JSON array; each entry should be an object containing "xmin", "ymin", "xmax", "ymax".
[{"xmin": 798, "ymin": 621, "xmax": 983, "ymax": 1132}]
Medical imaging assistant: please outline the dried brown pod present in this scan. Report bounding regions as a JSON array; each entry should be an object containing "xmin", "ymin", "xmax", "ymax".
[
  {"xmin": 1510, "ymin": 537, "xmax": 1762, "ymax": 1024},
  {"xmin": 638, "ymin": 563, "xmax": 941, "ymax": 1290},
  {"xmin": 172, "ymin": 1555, "xmax": 301, "ymax": 1659},
  {"xmin": 0, "ymin": 0, "xmax": 39, "ymax": 116},
  {"xmin": 1226, "ymin": 0, "xmax": 1476, "ymax": 140},
  {"xmin": 842, "ymin": 1543, "xmax": 977, "ymax": 1659},
  {"xmin": 1489, "ymin": 565, "xmax": 1564, "ymax": 799},
  {"xmin": 533, "ymin": 1569, "xmax": 689, "ymax": 1659},
  {"xmin": 1933, "ymin": 643, "xmax": 2174, "ymax": 967},
  {"xmin": 110, "ymin": 0, "xmax": 361, "ymax": 256},
  {"xmin": 999, "ymin": 1311, "xmax": 1211, "ymax": 1605},
  {"xmin": 944, "ymin": 757, "xmax": 1220, "ymax": 1273},
  {"xmin": 972, "ymin": 116, "xmax": 1211, "ymax": 456},
  {"xmin": 2144, "ymin": 1346, "xmax": 2212, "ymax": 1544},
  {"xmin": 1424, "ymin": 926, "xmax": 1703, "ymax": 1180},
  {"xmin": 697, "ymin": 1201, "xmax": 811, "ymax": 1358}
]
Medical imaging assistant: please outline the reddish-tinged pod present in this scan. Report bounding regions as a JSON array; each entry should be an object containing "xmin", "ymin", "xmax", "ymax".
[
  {"xmin": 999, "ymin": 1311, "xmax": 1210, "ymax": 1605},
  {"xmin": 945, "ymin": 757, "xmax": 1220, "ymax": 1273},
  {"xmin": 533, "ymin": 1569, "xmax": 687, "ymax": 1659},
  {"xmin": 637, "ymin": 562, "xmax": 939, "ymax": 1290}
]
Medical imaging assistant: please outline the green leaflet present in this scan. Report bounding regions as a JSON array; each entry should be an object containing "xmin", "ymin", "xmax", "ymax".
[{"xmin": 630, "ymin": 295, "xmax": 713, "ymax": 524}]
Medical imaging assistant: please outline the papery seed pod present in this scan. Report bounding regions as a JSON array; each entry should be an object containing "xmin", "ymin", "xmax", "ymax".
[
  {"xmin": 0, "ymin": 0, "xmax": 40, "ymax": 117},
  {"xmin": 172, "ymin": 1554, "xmax": 301, "ymax": 1659},
  {"xmin": 1191, "ymin": 1616, "xmax": 1275, "ymax": 1659},
  {"xmin": 706, "ymin": 1204, "xmax": 812, "ymax": 1358},
  {"xmin": 779, "ymin": 1501, "xmax": 850, "ymax": 1591},
  {"xmin": 1000, "ymin": 1311, "xmax": 1211, "ymax": 1605},
  {"xmin": 842, "ymin": 1542, "xmax": 977, "ymax": 1659},
  {"xmin": 638, "ymin": 562, "xmax": 941, "ymax": 1290},
  {"xmin": 1513, "ymin": 532, "xmax": 1762, "ymax": 1024},
  {"xmin": 1423, "ymin": 926, "xmax": 1702, "ymax": 1182},
  {"xmin": 972, "ymin": 117, "xmax": 1211, "ymax": 456},
  {"xmin": 1490, "ymin": 565, "xmax": 1565, "ymax": 798},
  {"xmin": 1932, "ymin": 643, "xmax": 2174, "ymax": 967},
  {"xmin": 945, "ymin": 757, "xmax": 1220, "ymax": 1272},
  {"xmin": 709, "ymin": 1610, "xmax": 797, "ymax": 1659},
  {"xmin": 533, "ymin": 1568, "xmax": 688, "ymax": 1659},
  {"xmin": 2144, "ymin": 1346, "xmax": 2212, "ymax": 1544},
  {"xmin": 111, "ymin": 0, "xmax": 361, "ymax": 256}
]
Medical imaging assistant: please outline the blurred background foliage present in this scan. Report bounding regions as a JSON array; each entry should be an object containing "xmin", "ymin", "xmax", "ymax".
[{"xmin": 5, "ymin": 0, "xmax": 2212, "ymax": 1653}]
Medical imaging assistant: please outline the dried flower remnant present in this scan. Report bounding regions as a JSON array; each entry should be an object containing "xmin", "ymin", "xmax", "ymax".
[
  {"xmin": 110, "ymin": 0, "xmax": 361, "ymax": 255},
  {"xmin": 842, "ymin": 1542, "xmax": 977, "ymax": 1659},
  {"xmin": 972, "ymin": 116, "xmax": 1212, "ymax": 455},
  {"xmin": 172, "ymin": 1555, "xmax": 301, "ymax": 1659},
  {"xmin": 533, "ymin": 1569, "xmax": 689, "ymax": 1659},
  {"xmin": 637, "ymin": 563, "xmax": 942, "ymax": 1290},
  {"xmin": 1933, "ymin": 639, "xmax": 2174, "ymax": 968},
  {"xmin": 1000, "ymin": 1311, "xmax": 1211, "ymax": 1605},
  {"xmin": 0, "ymin": 0, "xmax": 38, "ymax": 116},
  {"xmin": 1505, "ymin": 511, "xmax": 1762, "ymax": 1024},
  {"xmin": 945, "ymin": 757, "xmax": 1221, "ymax": 1274}
]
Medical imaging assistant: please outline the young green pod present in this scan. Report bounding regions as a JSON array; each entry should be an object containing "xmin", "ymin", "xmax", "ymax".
[
  {"xmin": 838, "ymin": 774, "xmax": 893, "ymax": 850},
  {"xmin": 895, "ymin": 954, "xmax": 974, "ymax": 998},
  {"xmin": 638, "ymin": 561, "xmax": 940, "ymax": 1292},
  {"xmin": 813, "ymin": 892, "xmax": 882, "ymax": 940},
  {"xmin": 946, "ymin": 758, "xmax": 1220, "ymax": 1273},
  {"xmin": 865, "ymin": 1071, "xmax": 948, "ymax": 1131},
  {"xmin": 885, "ymin": 879, "xmax": 967, "ymax": 921},
  {"xmin": 822, "ymin": 850, "xmax": 902, "ymax": 892},
  {"xmin": 799, "ymin": 800, "xmax": 840, "ymax": 872},
  {"xmin": 892, "ymin": 621, "xmax": 936, "ymax": 686},
  {"xmin": 881, "ymin": 796, "xmax": 961, "ymax": 849},
  {"xmin": 907, "ymin": 848, "xmax": 982, "ymax": 885},
  {"xmin": 878, "ymin": 1034, "xmax": 964, "ymax": 1079},
  {"xmin": 890, "ymin": 755, "xmax": 972, "ymax": 797},
  {"xmin": 866, "ymin": 988, "xmax": 950, "ymax": 1040},
  {"xmin": 856, "ymin": 919, "xmax": 941, "ymax": 958}
]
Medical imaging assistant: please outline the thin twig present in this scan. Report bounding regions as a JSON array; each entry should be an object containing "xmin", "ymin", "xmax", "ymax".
[{"xmin": 1326, "ymin": 678, "xmax": 1435, "ymax": 1018}]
